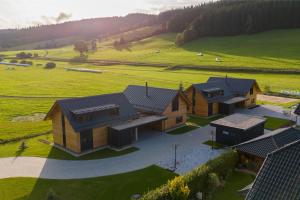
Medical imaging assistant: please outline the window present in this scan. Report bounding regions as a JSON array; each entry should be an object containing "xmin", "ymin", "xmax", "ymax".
[
  {"xmin": 172, "ymin": 95, "xmax": 179, "ymax": 112},
  {"xmin": 176, "ymin": 116, "xmax": 183, "ymax": 124},
  {"xmin": 251, "ymin": 98, "xmax": 255, "ymax": 104},
  {"xmin": 222, "ymin": 131, "xmax": 229, "ymax": 135},
  {"xmin": 250, "ymin": 87, "xmax": 254, "ymax": 95}
]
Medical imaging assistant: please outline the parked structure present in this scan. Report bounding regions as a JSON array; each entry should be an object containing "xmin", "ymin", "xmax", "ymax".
[
  {"xmin": 246, "ymin": 140, "xmax": 300, "ymax": 200},
  {"xmin": 294, "ymin": 103, "xmax": 300, "ymax": 126},
  {"xmin": 45, "ymin": 84, "xmax": 190, "ymax": 154},
  {"xmin": 185, "ymin": 77, "xmax": 261, "ymax": 117},
  {"xmin": 235, "ymin": 127, "xmax": 300, "ymax": 170},
  {"xmin": 210, "ymin": 113, "xmax": 266, "ymax": 146}
]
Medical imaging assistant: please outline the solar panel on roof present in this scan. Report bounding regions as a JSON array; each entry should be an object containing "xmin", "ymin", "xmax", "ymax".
[{"xmin": 71, "ymin": 104, "xmax": 120, "ymax": 115}]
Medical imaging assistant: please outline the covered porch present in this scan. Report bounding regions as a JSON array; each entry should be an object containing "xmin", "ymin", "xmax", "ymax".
[
  {"xmin": 219, "ymin": 96, "xmax": 247, "ymax": 115},
  {"xmin": 108, "ymin": 115, "xmax": 167, "ymax": 148}
]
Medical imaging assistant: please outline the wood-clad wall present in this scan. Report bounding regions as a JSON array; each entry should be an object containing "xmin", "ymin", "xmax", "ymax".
[
  {"xmin": 64, "ymin": 117, "xmax": 81, "ymax": 153},
  {"xmin": 93, "ymin": 126, "xmax": 108, "ymax": 148},
  {"xmin": 185, "ymin": 86, "xmax": 210, "ymax": 117},
  {"xmin": 244, "ymin": 83, "xmax": 259, "ymax": 107},
  {"xmin": 163, "ymin": 95, "xmax": 188, "ymax": 130},
  {"xmin": 52, "ymin": 107, "xmax": 63, "ymax": 146}
]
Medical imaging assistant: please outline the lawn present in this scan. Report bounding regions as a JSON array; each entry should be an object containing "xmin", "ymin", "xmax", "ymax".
[
  {"xmin": 264, "ymin": 116, "xmax": 295, "ymax": 130},
  {"xmin": 167, "ymin": 124, "xmax": 198, "ymax": 135},
  {"xmin": 188, "ymin": 115, "xmax": 224, "ymax": 126},
  {"xmin": 211, "ymin": 171, "xmax": 255, "ymax": 200},
  {"xmin": 0, "ymin": 134, "xmax": 138, "ymax": 160},
  {"xmin": 0, "ymin": 165, "xmax": 176, "ymax": 200},
  {"xmin": 1, "ymin": 63, "xmax": 299, "ymax": 140},
  {"xmin": 203, "ymin": 140, "xmax": 224, "ymax": 149}
]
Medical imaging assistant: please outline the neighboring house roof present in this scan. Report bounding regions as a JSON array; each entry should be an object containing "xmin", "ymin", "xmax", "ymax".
[
  {"xmin": 235, "ymin": 127, "xmax": 300, "ymax": 158},
  {"xmin": 210, "ymin": 113, "xmax": 266, "ymax": 130},
  {"xmin": 207, "ymin": 77, "xmax": 259, "ymax": 96},
  {"xmin": 192, "ymin": 81, "xmax": 234, "ymax": 103},
  {"xmin": 294, "ymin": 104, "xmax": 300, "ymax": 115},
  {"xmin": 45, "ymin": 93, "xmax": 138, "ymax": 132},
  {"xmin": 124, "ymin": 85, "xmax": 180, "ymax": 113},
  {"xmin": 246, "ymin": 140, "xmax": 300, "ymax": 200}
]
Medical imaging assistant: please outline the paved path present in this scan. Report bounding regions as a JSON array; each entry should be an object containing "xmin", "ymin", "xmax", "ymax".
[{"xmin": 0, "ymin": 126, "xmax": 223, "ymax": 179}]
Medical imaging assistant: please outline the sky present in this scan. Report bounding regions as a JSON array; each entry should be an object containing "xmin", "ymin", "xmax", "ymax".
[{"xmin": 0, "ymin": 0, "xmax": 209, "ymax": 29}]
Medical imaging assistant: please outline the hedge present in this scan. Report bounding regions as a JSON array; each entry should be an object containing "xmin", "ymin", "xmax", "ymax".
[
  {"xmin": 141, "ymin": 150, "xmax": 238, "ymax": 200},
  {"xmin": 0, "ymin": 131, "xmax": 51, "ymax": 144}
]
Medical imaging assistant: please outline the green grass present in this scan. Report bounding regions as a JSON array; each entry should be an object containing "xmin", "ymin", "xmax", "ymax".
[
  {"xmin": 188, "ymin": 115, "xmax": 224, "ymax": 126},
  {"xmin": 4, "ymin": 29, "xmax": 300, "ymax": 70},
  {"xmin": 211, "ymin": 171, "xmax": 255, "ymax": 200},
  {"xmin": 167, "ymin": 124, "xmax": 198, "ymax": 135},
  {"xmin": 264, "ymin": 116, "xmax": 295, "ymax": 130},
  {"xmin": 257, "ymin": 99, "xmax": 300, "ymax": 109},
  {"xmin": 203, "ymin": 140, "xmax": 224, "ymax": 149},
  {"xmin": 0, "ymin": 134, "xmax": 138, "ymax": 160},
  {"xmin": 0, "ymin": 165, "xmax": 176, "ymax": 200}
]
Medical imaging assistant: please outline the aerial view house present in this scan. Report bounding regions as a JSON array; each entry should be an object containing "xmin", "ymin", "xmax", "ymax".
[
  {"xmin": 210, "ymin": 113, "xmax": 266, "ymax": 146},
  {"xmin": 185, "ymin": 77, "xmax": 261, "ymax": 116},
  {"xmin": 45, "ymin": 84, "xmax": 189, "ymax": 154},
  {"xmin": 294, "ymin": 103, "xmax": 300, "ymax": 126},
  {"xmin": 246, "ymin": 140, "xmax": 300, "ymax": 200},
  {"xmin": 235, "ymin": 127, "xmax": 300, "ymax": 170}
]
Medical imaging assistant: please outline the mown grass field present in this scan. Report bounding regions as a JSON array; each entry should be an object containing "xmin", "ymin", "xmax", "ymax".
[
  {"xmin": 0, "ymin": 60, "xmax": 299, "ymax": 140},
  {"xmin": 3, "ymin": 29, "xmax": 300, "ymax": 70},
  {"xmin": 0, "ymin": 165, "xmax": 176, "ymax": 200}
]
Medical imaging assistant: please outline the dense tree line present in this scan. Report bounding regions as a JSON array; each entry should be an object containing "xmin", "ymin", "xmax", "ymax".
[
  {"xmin": 0, "ymin": 14, "xmax": 156, "ymax": 49},
  {"xmin": 172, "ymin": 0, "xmax": 300, "ymax": 45}
]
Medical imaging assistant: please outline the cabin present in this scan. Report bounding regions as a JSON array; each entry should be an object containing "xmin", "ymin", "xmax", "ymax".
[
  {"xmin": 185, "ymin": 77, "xmax": 261, "ymax": 117},
  {"xmin": 210, "ymin": 113, "xmax": 266, "ymax": 146},
  {"xmin": 246, "ymin": 140, "xmax": 300, "ymax": 200},
  {"xmin": 294, "ymin": 104, "xmax": 300, "ymax": 126},
  {"xmin": 235, "ymin": 127, "xmax": 300, "ymax": 171},
  {"xmin": 45, "ymin": 84, "xmax": 190, "ymax": 155}
]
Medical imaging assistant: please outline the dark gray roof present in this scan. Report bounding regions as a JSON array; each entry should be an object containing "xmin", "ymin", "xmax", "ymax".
[
  {"xmin": 295, "ymin": 104, "xmax": 300, "ymax": 115},
  {"xmin": 210, "ymin": 114, "xmax": 266, "ymax": 130},
  {"xmin": 54, "ymin": 93, "xmax": 138, "ymax": 132},
  {"xmin": 236, "ymin": 127, "xmax": 300, "ymax": 158},
  {"xmin": 207, "ymin": 77, "xmax": 257, "ymax": 96},
  {"xmin": 246, "ymin": 140, "xmax": 300, "ymax": 200},
  {"xmin": 192, "ymin": 81, "xmax": 234, "ymax": 103},
  {"xmin": 124, "ymin": 85, "xmax": 178, "ymax": 113}
]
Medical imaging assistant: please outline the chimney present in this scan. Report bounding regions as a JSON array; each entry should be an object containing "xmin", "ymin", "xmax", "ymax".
[
  {"xmin": 145, "ymin": 82, "xmax": 149, "ymax": 97},
  {"xmin": 179, "ymin": 82, "xmax": 184, "ymax": 92}
]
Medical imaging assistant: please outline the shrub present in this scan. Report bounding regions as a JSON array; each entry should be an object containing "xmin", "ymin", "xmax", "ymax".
[
  {"xmin": 45, "ymin": 62, "xmax": 56, "ymax": 69},
  {"xmin": 0, "ymin": 57, "xmax": 3, "ymax": 62},
  {"xmin": 20, "ymin": 60, "xmax": 33, "ymax": 65},
  {"xmin": 10, "ymin": 59, "xmax": 18, "ymax": 63},
  {"xmin": 46, "ymin": 188, "xmax": 60, "ymax": 200},
  {"xmin": 141, "ymin": 150, "xmax": 238, "ymax": 200},
  {"xmin": 168, "ymin": 176, "xmax": 190, "ymax": 200},
  {"xmin": 16, "ymin": 52, "xmax": 32, "ymax": 59}
]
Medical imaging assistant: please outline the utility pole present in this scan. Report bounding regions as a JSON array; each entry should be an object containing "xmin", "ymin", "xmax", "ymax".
[{"xmin": 174, "ymin": 144, "xmax": 178, "ymax": 171}]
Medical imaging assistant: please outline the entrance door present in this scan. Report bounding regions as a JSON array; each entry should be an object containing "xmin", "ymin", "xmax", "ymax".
[
  {"xmin": 208, "ymin": 103, "xmax": 213, "ymax": 116},
  {"xmin": 80, "ymin": 129, "xmax": 93, "ymax": 152}
]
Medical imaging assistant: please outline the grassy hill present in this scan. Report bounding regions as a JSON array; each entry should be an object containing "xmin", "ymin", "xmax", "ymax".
[{"xmin": 3, "ymin": 29, "xmax": 299, "ymax": 70}]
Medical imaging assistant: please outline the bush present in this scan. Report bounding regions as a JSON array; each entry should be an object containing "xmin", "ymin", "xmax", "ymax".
[
  {"xmin": 141, "ymin": 150, "xmax": 238, "ymax": 200},
  {"xmin": 16, "ymin": 52, "xmax": 32, "ymax": 59},
  {"xmin": 46, "ymin": 188, "xmax": 60, "ymax": 200},
  {"xmin": 45, "ymin": 62, "xmax": 56, "ymax": 69},
  {"xmin": 20, "ymin": 60, "xmax": 33, "ymax": 65},
  {"xmin": 168, "ymin": 176, "xmax": 190, "ymax": 200},
  {"xmin": 10, "ymin": 59, "xmax": 18, "ymax": 63}
]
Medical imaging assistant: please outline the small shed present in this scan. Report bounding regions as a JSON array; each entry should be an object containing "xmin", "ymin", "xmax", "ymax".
[{"xmin": 210, "ymin": 114, "xmax": 266, "ymax": 146}]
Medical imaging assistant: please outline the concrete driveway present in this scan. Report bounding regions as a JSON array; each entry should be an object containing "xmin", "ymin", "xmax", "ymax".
[{"xmin": 0, "ymin": 126, "xmax": 223, "ymax": 179}]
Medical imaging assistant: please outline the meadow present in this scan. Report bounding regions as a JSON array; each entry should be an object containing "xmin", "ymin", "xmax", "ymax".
[
  {"xmin": 0, "ymin": 60, "xmax": 300, "ymax": 140},
  {"xmin": 4, "ymin": 29, "xmax": 300, "ymax": 70}
]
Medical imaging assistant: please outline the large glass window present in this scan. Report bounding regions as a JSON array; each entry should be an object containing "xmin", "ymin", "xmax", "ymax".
[{"xmin": 172, "ymin": 95, "xmax": 179, "ymax": 112}]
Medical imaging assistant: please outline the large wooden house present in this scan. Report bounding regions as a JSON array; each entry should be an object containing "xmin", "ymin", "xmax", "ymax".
[
  {"xmin": 45, "ymin": 84, "xmax": 190, "ymax": 155},
  {"xmin": 185, "ymin": 77, "xmax": 261, "ymax": 117}
]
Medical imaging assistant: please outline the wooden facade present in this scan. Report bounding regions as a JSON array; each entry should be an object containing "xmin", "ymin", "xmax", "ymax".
[
  {"xmin": 185, "ymin": 82, "xmax": 260, "ymax": 117},
  {"xmin": 162, "ymin": 94, "xmax": 188, "ymax": 130}
]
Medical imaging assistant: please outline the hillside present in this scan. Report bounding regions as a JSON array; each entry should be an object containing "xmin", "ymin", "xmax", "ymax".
[{"xmin": 5, "ymin": 28, "xmax": 299, "ymax": 70}]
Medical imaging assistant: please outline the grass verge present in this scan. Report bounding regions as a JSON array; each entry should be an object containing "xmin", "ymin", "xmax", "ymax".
[
  {"xmin": 167, "ymin": 124, "xmax": 198, "ymax": 135},
  {"xmin": 264, "ymin": 116, "xmax": 295, "ymax": 130},
  {"xmin": 0, "ymin": 134, "xmax": 138, "ymax": 160},
  {"xmin": 203, "ymin": 140, "xmax": 224, "ymax": 149},
  {"xmin": 0, "ymin": 165, "xmax": 176, "ymax": 200},
  {"xmin": 211, "ymin": 171, "xmax": 255, "ymax": 200},
  {"xmin": 188, "ymin": 115, "xmax": 224, "ymax": 126}
]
